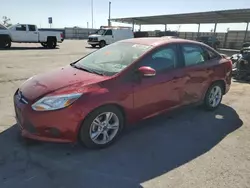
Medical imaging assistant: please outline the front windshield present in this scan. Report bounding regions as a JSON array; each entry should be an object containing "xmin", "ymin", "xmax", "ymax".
[
  {"xmin": 7, "ymin": 25, "xmax": 16, "ymax": 29},
  {"xmin": 95, "ymin": 29, "xmax": 106, "ymax": 35},
  {"xmin": 74, "ymin": 42, "xmax": 152, "ymax": 76}
]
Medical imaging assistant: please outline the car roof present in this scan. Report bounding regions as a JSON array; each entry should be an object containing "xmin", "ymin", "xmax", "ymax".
[{"xmin": 119, "ymin": 37, "xmax": 204, "ymax": 47}]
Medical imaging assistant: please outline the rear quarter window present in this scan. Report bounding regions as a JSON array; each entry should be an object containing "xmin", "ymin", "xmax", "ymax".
[
  {"xmin": 202, "ymin": 46, "xmax": 221, "ymax": 60},
  {"xmin": 181, "ymin": 44, "xmax": 208, "ymax": 67}
]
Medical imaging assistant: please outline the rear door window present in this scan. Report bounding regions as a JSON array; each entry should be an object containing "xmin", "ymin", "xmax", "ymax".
[
  {"xmin": 138, "ymin": 44, "xmax": 178, "ymax": 72},
  {"xmin": 28, "ymin": 25, "xmax": 36, "ymax": 31}
]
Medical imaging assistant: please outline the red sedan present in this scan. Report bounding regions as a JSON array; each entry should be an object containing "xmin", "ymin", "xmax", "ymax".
[{"xmin": 14, "ymin": 38, "xmax": 232, "ymax": 149}]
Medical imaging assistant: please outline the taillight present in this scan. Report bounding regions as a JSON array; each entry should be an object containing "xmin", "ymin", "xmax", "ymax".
[
  {"xmin": 228, "ymin": 59, "xmax": 233, "ymax": 68},
  {"xmin": 221, "ymin": 54, "xmax": 227, "ymax": 59},
  {"xmin": 60, "ymin": 33, "xmax": 64, "ymax": 39}
]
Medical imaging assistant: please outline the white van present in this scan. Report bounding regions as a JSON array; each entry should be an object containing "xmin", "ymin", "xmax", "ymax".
[{"xmin": 88, "ymin": 26, "xmax": 134, "ymax": 48}]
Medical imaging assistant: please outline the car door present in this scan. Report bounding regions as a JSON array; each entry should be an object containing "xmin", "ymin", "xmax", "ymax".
[
  {"xmin": 10, "ymin": 24, "xmax": 27, "ymax": 42},
  {"xmin": 104, "ymin": 29, "xmax": 114, "ymax": 44},
  {"xmin": 26, "ymin": 25, "xmax": 39, "ymax": 42},
  {"xmin": 132, "ymin": 44, "xmax": 188, "ymax": 119},
  {"xmin": 178, "ymin": 43, "xmax": 213, "ymax": 105}
]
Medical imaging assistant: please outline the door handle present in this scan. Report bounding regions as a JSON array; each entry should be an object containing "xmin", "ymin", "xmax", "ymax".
[
  {"xmin": 173, "ymin": 76, "xmax": 180, "ymax": 80},
  {"xmin": 34, "ymin": 32, "xmax": 38, "ymax": 34},
  {"xmin": 172, "ymin": 77, "xmax": 180, "ymax": 83}
]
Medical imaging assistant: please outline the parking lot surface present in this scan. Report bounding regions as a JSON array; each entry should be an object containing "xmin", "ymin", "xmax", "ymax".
[{"xmin": 0, "ymin": 40, "xmax": 249, "ymax": 188}]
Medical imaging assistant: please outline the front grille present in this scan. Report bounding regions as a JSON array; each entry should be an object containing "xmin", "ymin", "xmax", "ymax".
[
  {"xmin": 88, "ymin": 38, "xmax": 97, "ymax": 42},
  {"xmin": 14, "ymin": 105, "xmax": 22, "ymax": 126},
  {"xmin": 16, "ymin": 89, "xmax": 28, "ymax": 104},
  {"xmin": 14, "ymin": 89, "xmax": 31, "ymax": 132}
]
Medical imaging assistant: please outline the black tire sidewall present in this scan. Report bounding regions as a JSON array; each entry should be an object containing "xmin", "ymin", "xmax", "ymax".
[
  {"xmin": 79, "ymin": 105, "xmax": 124, "ymax": 149},
  {"xmin": 204, "ymin": 83, "xmax": 223, "ymax": 111},
  {"xmin": 0, "ymin": 36, "xmax": 11, "ymax": 48},
  {"xmin": 47, "ymin": 39, "xmax": 57, "ymax": 49},
  {"xmin": 5, "ymin": 38, "xmax": 11, "ymax": 48},
  {"xmin": 99, "ymin": 41, "xmax": 106, "ymax": 48}
]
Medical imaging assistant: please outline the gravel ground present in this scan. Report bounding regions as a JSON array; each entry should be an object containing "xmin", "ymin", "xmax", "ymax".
[{"xmin": 0, "ymin": 40, "xmax": 249, "ymax": 188}]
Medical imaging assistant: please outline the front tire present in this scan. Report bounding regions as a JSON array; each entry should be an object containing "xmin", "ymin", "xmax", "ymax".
[
  {"xmin": 99, "ymin": 40, "xmax": 106, "ymax": 48},
  {"xmin": 79, "ymin": 105, "xmax": 124, "ymax": 149},
  {"xmin": 204, "ymin": 83, "xmax": 223, "ymax": 111},
  {"xmin": 5, "ymin": 38, "xmax": 11, "ymax": 48},
  {"xmin": 0, "ymin": 36, "xmax": 11, "ymax": 48},
  {"xmin": 91, "ymin": 44, "xmax": 97, "ymax": 48}
]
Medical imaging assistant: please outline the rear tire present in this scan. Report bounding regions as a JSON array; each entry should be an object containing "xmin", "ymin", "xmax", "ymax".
[
  {"xmin": 203, "ymin": 83, "xmax": 223, "ymax": 111},
  {"xmin": 79, "ymin": 105, "xmax": 124, "ymax": 149},
  {"xmin": 47, "ymin": 38, "xmax": 57, "ymax": 49}
]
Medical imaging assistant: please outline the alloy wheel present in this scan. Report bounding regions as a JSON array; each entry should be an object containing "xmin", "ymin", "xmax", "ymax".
[
  {"xmin": 208, "ymin": 85, "xmax": 222, "ymax": 108},
  {"xmin": 89, "ymin": 112, "xmax": 120, "ymax": 145}
]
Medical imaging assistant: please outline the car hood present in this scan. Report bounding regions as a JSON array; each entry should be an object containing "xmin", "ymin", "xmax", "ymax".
[
  {"xmin": 0, "ymin": 29, "xmax": 9, "ymax": 35},
  {"xmin": 89, "ymin": 34, "xmax": 101, "ymax": 38},
  {"xmin": 20, "ymin": 65, "xmax": 108, "ymax": 101}
]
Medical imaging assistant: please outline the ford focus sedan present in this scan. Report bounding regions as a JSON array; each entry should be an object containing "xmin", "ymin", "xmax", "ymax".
[{"xmin": 14, "ymin": 38, "xmax": 232, "ymax": 149}]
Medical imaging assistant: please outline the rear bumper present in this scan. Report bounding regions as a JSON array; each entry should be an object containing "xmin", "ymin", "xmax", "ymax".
[{"xmin": 57, "ymin": 39, "xmax": 64, "ymax": 43}]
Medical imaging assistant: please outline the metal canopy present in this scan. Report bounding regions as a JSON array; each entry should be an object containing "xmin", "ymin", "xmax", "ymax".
[{"xmin": 110, "ymin": 9, "xmax": 250, "ymax": 25}]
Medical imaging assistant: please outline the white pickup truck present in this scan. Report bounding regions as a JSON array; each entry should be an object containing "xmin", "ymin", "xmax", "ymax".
[{"xmin": 0, "ymin": 24, "xmax": 64, "ymax": 49}]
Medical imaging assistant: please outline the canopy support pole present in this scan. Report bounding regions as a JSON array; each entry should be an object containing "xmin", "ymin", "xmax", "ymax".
[
  {"xmin": 244, "ymin": 22, "xmax": 249, "ymax": 42},
  {"xmin": 164, "ymin": 24, "xmax": 167, "ymax": 36},
  {"xmin": 213, "ymin": 23, "xmax": 217, "ymax": 34},
  {"xmin": 132, "ymin": 20, "xmax": 135, "ymax": 31},
  {"xmin": 197, "ymin": 23, "xmax": 200, "ymax": 38},
  {"xmin": 212, "ymin": 23, "xmax": 217, "ymax": 48},
  {"xmin": 139, "ymin": 24, "xmax": 141, "ymax": 31}
]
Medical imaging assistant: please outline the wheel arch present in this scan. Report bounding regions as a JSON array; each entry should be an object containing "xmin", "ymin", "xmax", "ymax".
[
  {"xmin": 47, "ymin": 36, "xmax": 57, "ymax": 42},
  {"xmin": 76, "ymin": 103, "xmax": 127, "ymax": 139},
  {"xmin": 202, "ymin": 79, "xmax": 226, "ymax": 100},
  {"xmin": 211, "ymin": 80, "xmax": 226, "ymax": 94},
  {"xmin": 99, "ymin": 40, "xmax": 106, "ymax": 44},
  {"xmin": 0, "ymin": 34, "xmax": 12, "ymax": 41}
]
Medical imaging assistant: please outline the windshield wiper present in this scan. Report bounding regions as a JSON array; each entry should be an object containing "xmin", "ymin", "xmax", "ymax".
[{"xmin": 70, "ymin": 63, "xmax": 105, "ymax": 76}]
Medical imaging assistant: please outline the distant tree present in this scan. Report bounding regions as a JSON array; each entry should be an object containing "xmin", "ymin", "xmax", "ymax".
[{"xmin": 2, "ymin": 16, "xmax": 12, "ymax": 27}]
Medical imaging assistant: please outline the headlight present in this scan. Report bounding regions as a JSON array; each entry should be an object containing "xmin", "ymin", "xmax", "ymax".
[{"xmin": 32, "ymin": 93, "xmax": 82, "ymax": 111}]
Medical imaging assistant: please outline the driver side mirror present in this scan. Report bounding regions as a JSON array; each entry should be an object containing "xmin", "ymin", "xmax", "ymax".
[{"xmin": 138, "ymin": 66, "xmax": 156, "ymax": 77}]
